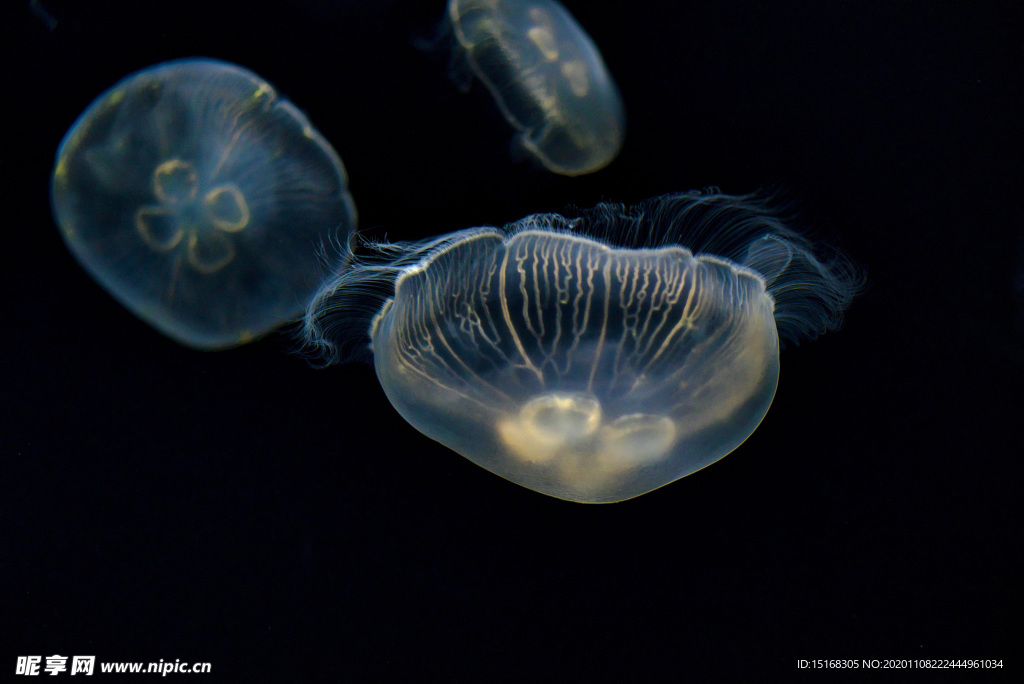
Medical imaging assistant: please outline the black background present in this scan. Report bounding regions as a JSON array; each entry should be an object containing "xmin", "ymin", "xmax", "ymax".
[{"xmin": 3, "ymin": 0, "xmax": 1021, "ymax": 679}]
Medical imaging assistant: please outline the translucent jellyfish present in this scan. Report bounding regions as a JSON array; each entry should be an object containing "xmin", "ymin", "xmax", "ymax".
[
  {"xmin": 304, "ymin": 191, "xmax": 861, "ymax": 503},
  {"xmin": 51, "ymin": 59, "xmax": 357, "ymax": 350},
  {"xmin": 445, "ymin": 0, "xmax": 625, "ymax": 176}
]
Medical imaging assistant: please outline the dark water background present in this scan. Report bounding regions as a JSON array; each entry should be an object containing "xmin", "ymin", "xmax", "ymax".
[{"xmin": 3, "ymin": 0, "xmax": 1021, "ymax": 678}]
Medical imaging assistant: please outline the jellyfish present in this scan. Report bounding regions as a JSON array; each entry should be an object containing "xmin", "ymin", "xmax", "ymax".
[
  {"xmin": 444, "ymin": 0, "xmax": 625, "ymax": 176},
  {"xmin": 51, "ymin": 58, "xmax": 357, "ymax": 350},
  {"xmin": 304, "ymin": 190, "xmax": 861, "ymax": 503}
]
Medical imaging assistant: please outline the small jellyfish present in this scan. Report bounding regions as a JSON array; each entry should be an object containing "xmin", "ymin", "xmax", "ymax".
[
  {"xmin": 304, "ymin": 191, "xmax": 861, "ymax": 503},
  {"xmin": 51, "ymin": 59, "xmax": 357, "ymax": 349},
  {"xmin": 445, "ymin": 0, "xmax": 625, "ymax": 176}
]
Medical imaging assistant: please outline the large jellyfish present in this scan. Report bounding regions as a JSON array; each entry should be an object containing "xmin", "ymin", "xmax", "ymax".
[
  {"xmin": 51, "ymin": 58, "xmax": 357, "ymax": 350},
  {"xmin": 304, "ymin": 190, "xmax": 861, "ymax": 503},
  {"xmin": 445, "ymin": 0, "xmax": 625, "ymax": 176}
]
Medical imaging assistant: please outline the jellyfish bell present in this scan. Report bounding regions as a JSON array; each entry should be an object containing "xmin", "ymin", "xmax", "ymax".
[
  {"xmin": 304, "ymin": 190, "xmax": 861, "ymax": 503},
  {"xmin": 51, "ymin": 58, "xmax": 357, "ymax": 350},
  {"xmin": 444, "ymin": 0, "xmax": 625, "ymax": 176}
]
